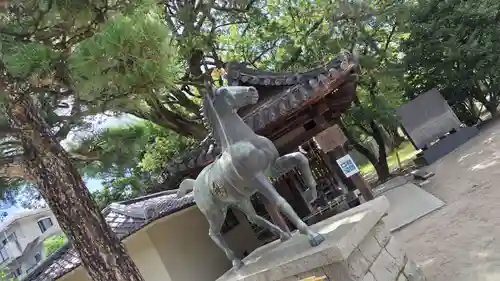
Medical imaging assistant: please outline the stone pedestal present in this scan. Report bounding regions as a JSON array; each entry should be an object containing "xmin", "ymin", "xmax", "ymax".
[
  {"xmin": 216, "ymin": 197, "xmax": 427, "ymax": 281},
  {"xmin": 414, "ymin": 126, "xmax": 479, "ymax": 166}
]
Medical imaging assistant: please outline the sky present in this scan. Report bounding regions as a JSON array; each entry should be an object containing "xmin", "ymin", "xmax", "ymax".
[
  {"xmin": 1, "ymin": 114, "xmax": 138, "ymax": 217},
  {"xmin": 87, "ymin": 178, "xmax": 104, "ymax": 192}
]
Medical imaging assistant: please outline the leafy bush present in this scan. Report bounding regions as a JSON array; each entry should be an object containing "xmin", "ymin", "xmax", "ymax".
[{"xmin": 43, "ymin": 235, "xmax": 67, "ymax": 257}]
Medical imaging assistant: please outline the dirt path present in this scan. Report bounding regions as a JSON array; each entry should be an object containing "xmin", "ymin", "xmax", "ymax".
[{"xmin": 394, "ymin": 122, "xmax": 500, "ymax": 281}]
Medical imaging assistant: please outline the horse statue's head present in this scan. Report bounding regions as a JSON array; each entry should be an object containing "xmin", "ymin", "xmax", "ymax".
[
  {"xmin": 204, "ymin": 86, "xmax": 259, "ymax": 117},
  {"xmin": 201, "ymin": 85, "xmax": 260, "ymax": 148}
]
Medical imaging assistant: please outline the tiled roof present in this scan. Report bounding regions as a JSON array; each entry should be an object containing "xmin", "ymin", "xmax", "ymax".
[
  {"xmin": 22, "ymin": 191, "xmax": 195, "ymax": 281},
  {"xmin": 157, "ymin": 52, "xmax": 359, "ymax": 186}
]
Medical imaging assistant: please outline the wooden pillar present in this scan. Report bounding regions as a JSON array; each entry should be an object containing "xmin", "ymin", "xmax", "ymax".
[
  {"xmin": 314, "ymin": 122, "xmax": 374, "ymax": 201},
  {"xmin": 312, "ymin": 142, "xmax": 344, "ymax": 197},
  {"xmin": 327, "ymin": 146, "xmax": 374, "ymax": 201}
]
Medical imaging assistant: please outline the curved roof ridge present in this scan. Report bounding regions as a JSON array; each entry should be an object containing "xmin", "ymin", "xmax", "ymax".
[{"xmin": 227, "ymin": 52, "xmax": 352, "ymax": 86}]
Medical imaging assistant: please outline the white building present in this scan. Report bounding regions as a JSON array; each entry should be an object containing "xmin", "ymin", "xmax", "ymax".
[{"xmin": 0, "ymin": 208, "xmax": 63, "ymax": 279}]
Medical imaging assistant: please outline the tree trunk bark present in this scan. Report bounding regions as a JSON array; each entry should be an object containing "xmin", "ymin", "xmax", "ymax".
[
  {"xmin": 452, "ymin": 102, "xmax": 477, "ymax": 126},
  {"xmin": 388, "ymin": 126, "xmax": 405, "ymax": 148},
  {"xmin": 144, "ymin": 96, "xmax": 206, "ymax": 139},
  {"xmin": 128, "ymin": 106, "xmax": 206, "ymax": 140},
  {"xmin": 6, "ymin": 92, "xmax": 145, "ymax": 281},
  {"xmin": 153, "ymin": 114, "xmax": 206, "ymax": 139},
  {"xmin": 485, "ymin": 102, "xmax": 498, "ymax": 117},
  {"xmin": 341, "ymin": 122, "xmax": 390, "ymax": 182},
  {"xmin": 473, "ymin": 89, "xmax": 498, "ymax": 117},
  {"xmin": 370, "ymin": 121, "xmax": 391, "ymax": 182},
  {"xmin": 372, "ymin": 162, "xmax": 390, "ymax": 182},
  {"xmin": 477, "ymin": 98, "xmax": 498, "ymax": 117}
]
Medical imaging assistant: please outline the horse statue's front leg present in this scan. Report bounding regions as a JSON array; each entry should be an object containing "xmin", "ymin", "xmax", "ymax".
[
  {"xmin": 267, "ymin": 152, "xmax": 318, "ymax": 203},
  {"xmin": 205, "ymin": 207, "xmax": 244, "ymax": 269}
]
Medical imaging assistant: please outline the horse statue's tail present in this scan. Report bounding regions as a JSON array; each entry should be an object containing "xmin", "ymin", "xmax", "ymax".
[{"xmin": 177, "ymin": 179, "xmax": 196, "ymax": 197}]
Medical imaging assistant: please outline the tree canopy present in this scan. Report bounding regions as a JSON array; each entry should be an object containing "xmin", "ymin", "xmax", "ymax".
[
  {"xmin": 74, "ymin": 0, "xmax": 408, "ymax": 201},
  {"xmin": 402, "ymin": 0, "xmax": 500, "ymax": 122},
  {"xmin": 74, "ymin": 121, "xmax": 193, "ymax": 208},
  {"xmin": 2, "ymin": 0, "xmax": 498, "ymax": 204},
  {"xmin": 0, "ymin": 0, "xmax": 499, "ymax": 278}
]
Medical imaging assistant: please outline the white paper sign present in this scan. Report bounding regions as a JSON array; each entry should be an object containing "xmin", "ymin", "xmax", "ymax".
[{"xmin": 336, "ymin": 154, "xmax": 360, "ymax": 178}]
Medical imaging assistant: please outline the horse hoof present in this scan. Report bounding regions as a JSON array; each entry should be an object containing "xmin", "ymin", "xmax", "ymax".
[
  {"xmin": 280, "ymin": 232, "xmax": 292, "ymax": 242},
  {"xmin": 308, "ymin": 232, "xmax": 325, "ymax": 247},
  {"xmin": 233, "ymin": 259, "xmax": 244, "ymax": 269}
]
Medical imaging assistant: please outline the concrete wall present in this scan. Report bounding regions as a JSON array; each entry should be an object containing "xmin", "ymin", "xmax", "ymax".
[
  {"xmin": 58, "ymin": 230, "xmax": 171, "ymax": 281},
  {"xmin": 125, "ymin": 231, "xmax": 172, "ymax": 281},
  {"xmin": 58, "ymin": 206, "xmax": 261, "ymax": 281},
  {"xmin": 15, "ymin": 241, "xmax": 44, "ymax": 276},
  {"xmin": 147, "ymin": 206, "xmax": 261, "ymax": 281}
]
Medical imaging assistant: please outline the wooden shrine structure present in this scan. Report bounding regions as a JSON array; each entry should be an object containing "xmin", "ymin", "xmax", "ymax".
[{"xmin": 158, "ymin": 51, "xmax": 371, "ymax": 238}]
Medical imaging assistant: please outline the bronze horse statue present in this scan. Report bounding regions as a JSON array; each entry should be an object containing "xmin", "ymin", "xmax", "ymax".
[{"xmin": 177, "ymin": 86, "xmax": 324, "ymax": 268}]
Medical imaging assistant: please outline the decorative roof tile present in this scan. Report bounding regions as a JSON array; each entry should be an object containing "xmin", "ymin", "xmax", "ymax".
[{"xmin": 23, "ymin": 191, "xmax": 195, "ymax": 281}]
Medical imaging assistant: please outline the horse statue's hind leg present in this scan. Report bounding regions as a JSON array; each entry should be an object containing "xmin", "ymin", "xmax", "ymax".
[
  {"xmin": 235, "ymin": 199, "xmax": 292, "ymax": 242},
  {"xmin": 253, "ymin": 173, "xmax": 325, "ymax": 246},
  {"xmin": 268, "ymin": 152, "xmax": 318, "ymax": 203}
]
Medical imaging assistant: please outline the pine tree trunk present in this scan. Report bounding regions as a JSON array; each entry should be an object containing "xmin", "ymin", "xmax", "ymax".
[
  {"xmin": 370, "ymin": 121, "xmax": 391, "ymax": 182},
  {"xmin": 388, "ymin": 126, "xmax": 405, "ymax": 148},
  {"xmin": 341, "ymin": 122, "xmax": 391, "ymax": 182},
  {"xmin": 6, "ymin": 92, "xmax": 145, "ymax": 281},
  {"xmin": 473, "ymin": 88, "xmax": 498, "ymax": 117},
  {"xmin": 372, "ymin": 162, "xmax": 390, "ymax": 182},
  {"xmin": 142, "ymin": 96, "xmax": 207, "ymax": 139}
]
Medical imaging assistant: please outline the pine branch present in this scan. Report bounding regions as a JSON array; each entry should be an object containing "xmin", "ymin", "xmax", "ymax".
[
  {"xmin": 69, "ymin": 152, "xmax": 100, "ymax": 162},
  {"xmin": 281, "ymin": 17, "xmax": 325, "ymax": 70}
]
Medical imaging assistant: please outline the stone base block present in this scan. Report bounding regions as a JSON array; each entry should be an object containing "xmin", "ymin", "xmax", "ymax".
[
  {"xmin": 216, "ymin": 197, "xmax": 428, "ymax": 281},
  {"xmin": 414, "ymin": 126, "xmax": 479, "ymax": 166}
]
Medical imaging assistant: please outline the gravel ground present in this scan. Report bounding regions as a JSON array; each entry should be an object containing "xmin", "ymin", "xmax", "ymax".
[{"xmin": 394, "ymin": 121, "xmax": 500, "ymax": 281}]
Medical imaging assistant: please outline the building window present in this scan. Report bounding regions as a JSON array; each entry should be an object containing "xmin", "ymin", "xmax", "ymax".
[
  {"xmin": 6, "ymin": 232, "xmax": 21, "ymax": 251},
  {"xmin": 0, "ymin": 232, "xmax": 15, "ymax": 246},
  {"xmin": 13, "ymin": 267, "xmax": 22, "ymax": 277},
  {"xmin": 35, "ymin": 253, "xmax": 41, "ymax": 263},
  {"xmin": 221, "ymin": 209, "xmax": 239, "ymax": 234},
  {"xmin": 7, "ymin": 232, "xmax": 17, "ymax": 242},
  {"xmin": 0, "ymin": 246, "xmax": 8, "ymax": 263},
  {"xmin": 37, "ymin": 218, "xmax": 53, "ymax": 233},
  {"xmin": 8, "ymin": 232, "xmax": 21, "ymax": 251}
]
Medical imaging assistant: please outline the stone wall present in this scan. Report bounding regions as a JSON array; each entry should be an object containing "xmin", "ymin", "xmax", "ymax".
[
  {"xmin": 283, "ymin": 221, "xmax": 427, "ymax": 281},
  {"xmin": 216, "ymin": 197, "xmax": 427, "ymax": 281}
]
